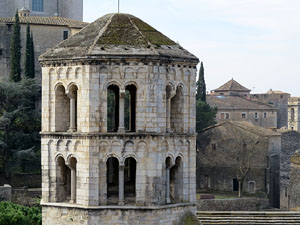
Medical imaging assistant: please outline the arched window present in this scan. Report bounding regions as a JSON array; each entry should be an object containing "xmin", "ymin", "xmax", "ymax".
[
  {"xmin": 55, "ymin": 85, "xmax": 70, "ymax": 132},
  {"xmin": 170, "ymin": 156, "xmax": 183, "ymax": 203},
  {"xmin": 56, "ymin": 156, "xmax": 77, "ymax": 203},
  {"xmin": 166, "ymin": 85, "xmax": 173, "ymax": 132},
  {"xmin": 125, "ymin": 85, "xmax": 136, "ymax": 132},
  {"xmin": 56, "ymin": 157, "xmax": 70, "ymax": 202},
  {"xmin": 124, "ymin": 157, "xmax": 136, "ymax": 202},
  {"xmin": 32, "ymin": 0, "xmax": 43, "ymax": 12},
  {"xmin": 106, "ymin": 157, "xmax": 119, "ymax": 204},
  {"xmin": 170, "ymin": 86, "xmax": 184, "ymax": 132},
  {"xmin": 107, "ymin": 85, "xmax": 120, "ymax": 132}
]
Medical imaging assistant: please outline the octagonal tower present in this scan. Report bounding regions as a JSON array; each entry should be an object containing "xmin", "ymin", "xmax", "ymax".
[{"xmin": 39, "ymin": 13, "xmax": 199, "ymax": 225}]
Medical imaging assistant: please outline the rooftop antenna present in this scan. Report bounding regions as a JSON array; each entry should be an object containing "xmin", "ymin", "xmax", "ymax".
[{"xmin": 118, "ymin": 0, "xmax": 120, "ymax": 13}]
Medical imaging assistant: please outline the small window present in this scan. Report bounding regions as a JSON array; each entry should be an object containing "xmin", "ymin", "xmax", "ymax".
[
  {"xmin": 264, "ymin": 112, "xmax": 267, "ymax": 118},
  {"xmin": 7, "ymin": 24, "xmax": 12, "ymax": 32},
  {"xmin": 242, "ymin": 113, "xmax": 246, "ymax": 119},
  {"xmin": 220, "ymin": 113, "xmax": 225, "ymax": 120},
  {"xmin": 285, "ymin": 187, "xmax": 288, "ymax": 197},
  {"xmin": 63, "ymin": 31, "xmax": 69, "ymax": 40},
  {"xmin": 211, "ymin": 144, "xmax": 216, "ymax": 150},
  {"xmin": 255, "ymin": 112, "xmax": 258, "ymax": 119},
  {"xmin": 0, "ymin": 49, "xmax": 2, "ymax": 56},
  {"xmin": 225, "ymin": 113, "xmax": 230, "ymax": 119},
  {"xmin": 32, "ymin": 0, "xmax": 44, "ymax": 12}
]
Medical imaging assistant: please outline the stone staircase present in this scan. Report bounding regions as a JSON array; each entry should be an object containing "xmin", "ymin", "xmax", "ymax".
[{"xmin": 197, "ymin": 211, "xmax": 300, "ymax": 225}]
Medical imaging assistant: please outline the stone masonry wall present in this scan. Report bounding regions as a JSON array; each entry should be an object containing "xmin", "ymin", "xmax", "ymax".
[{"xmin": 42, "ymin": 204, "xmax": 196, "ymax": 225}]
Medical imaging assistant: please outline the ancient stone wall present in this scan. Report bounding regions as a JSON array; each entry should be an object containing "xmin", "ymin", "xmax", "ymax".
[{"xmin": 42, "ymin": 204, "xmax": 196, "ymax": 225}]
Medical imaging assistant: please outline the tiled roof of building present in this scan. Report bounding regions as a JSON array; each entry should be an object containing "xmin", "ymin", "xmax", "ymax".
[
  {"xmin": 207, "ymin": 95, "xmax": 275, "ymax": 110},
  {"xmin": 39, "ymin": 13, "xmax": 199, "ymax": 62},
  {"xmin": 204, "ymin": 121, "xmax": 281, "ymax": 137},
  {"xmin": 213, "ymin": 79, "xmax": 251, "ymax": 92},
  {"xmin": 0, "ymin": 16, "xmax": 88, "ymax": 28}
]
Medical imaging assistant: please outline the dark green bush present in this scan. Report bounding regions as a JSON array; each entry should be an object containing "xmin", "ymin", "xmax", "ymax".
[{"xmin": 0, "ymin": 201, "xmax": 41, "ymax": 225}]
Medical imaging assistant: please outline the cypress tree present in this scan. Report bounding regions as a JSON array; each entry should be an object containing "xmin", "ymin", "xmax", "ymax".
[
  {"xmin": 10, "ymin": 11, "xmax": 22, "ymax": 82},
  {"xmin": 196, "ymin": 62, "xmax": 206, "ymax": 102},
  {"xmin": 24, "ymin": 23, "xmax": 31, "ymax": 78},
  {"xmin": 30, "ymin": 32, "xmax": 35, "ymax": 78}
]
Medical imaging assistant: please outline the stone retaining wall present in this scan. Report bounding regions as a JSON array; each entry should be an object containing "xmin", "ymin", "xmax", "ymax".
[
  {"xmin": 197, "ymin": 198, "xmax": 269, "ymax": 211},
  {"xmin": 42, "ymin": 203, "xmax": 196, "ymax": 225}
]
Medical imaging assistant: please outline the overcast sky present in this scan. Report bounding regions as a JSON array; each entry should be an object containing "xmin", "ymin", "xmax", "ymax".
[{"xmin": 83, "ymin": 0, "xmax": 300, "ymax": 96}]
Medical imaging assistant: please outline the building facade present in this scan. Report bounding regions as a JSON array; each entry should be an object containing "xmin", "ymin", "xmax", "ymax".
[
  {"xmin": 40, "ymin": 13, "xmax": 198, "ymax": 225},
  {"xmin": 196, "ymin": 121, "xmax": 281, "ymax": 208},
  {"xmin": 0, "ymin": 10, "xmax": 87, "ymax": 81},
  {"xmin": 208, "ymin": 79, "xmax": 278, "ymax": 129},
  {"xmin": 251, "ymin": 90, "xmax": 290, "ymax": 129},
  {"xmin": 288, "ymin": 97, "xmax": 300, "ymax": 131},
  {"xmin": 0, "ymin": 0, "xmax": 83, "ymax": 21}
]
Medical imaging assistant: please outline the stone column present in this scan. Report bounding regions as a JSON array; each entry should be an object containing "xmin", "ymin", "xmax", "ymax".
[
  {"xmin": 67, "ymin": 91, "xmax": 77, "ymax": 132},
  {"xmin": 70, "ymin": 168, "xmax": 76, "ymax": 203},
  {"xmin": 166, "ymin": 168, "xmax": 171, "ymax": 204},
  {"xmin": 118, "ymin": 89, "xmax": 125, "ymax": 133},
  {"xmin": 118, "ymin": 165, "xmax": 125, "ymax": 205}
]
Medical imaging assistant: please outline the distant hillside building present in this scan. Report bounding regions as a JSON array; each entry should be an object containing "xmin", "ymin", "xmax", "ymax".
[
  {"xmin": 0, "ymin": 0, "xmax": 83, "ymax": 21},
  {"xmin": 288, "ymin": 97, "xmax": 300, "ymax": 131},
  {"xmin": 208, "ymin": 79, "xmax": 277, "ymax": 129},
  {"xmin": 196, "ymin": 121, "xmax": 281, "ymax": 208},
  {"xmin": 0, "ymin": 9, "xmax": 87, "ymax": 81},
  {"xmin": 251, "ymin": 90, "xmax": 290, "ymax": 129}
]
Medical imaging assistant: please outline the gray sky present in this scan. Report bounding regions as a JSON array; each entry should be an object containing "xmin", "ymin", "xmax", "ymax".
[{"xmin": 83, "ymin": 0, "xmax": 300, "ymax": 96}]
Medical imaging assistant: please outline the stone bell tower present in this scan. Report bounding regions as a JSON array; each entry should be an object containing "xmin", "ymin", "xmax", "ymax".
[{"xmin": 39, "ymin": 13, "xmax": 199, "ymax": 225}]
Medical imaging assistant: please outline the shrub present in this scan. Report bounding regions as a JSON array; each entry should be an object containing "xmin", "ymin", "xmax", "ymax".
[{"xmin": 0, "ymin": 201, "xmax": 41, "ymax": 225}]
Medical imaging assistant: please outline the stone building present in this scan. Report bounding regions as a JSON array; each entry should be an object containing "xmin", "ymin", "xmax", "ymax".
[
  {"xmin": 288, "ymin": 151, "xmax": 300, "ymax": 210},
  {"xmin": 0, "ymin": 0, "xmax": 83, "ymax": 21},
  {"xmin": 278, "ymin": 130, "xmax": 300, "ymax": 209},
  {"xmin": 196, "ymin": 121, "xmax": 281, "ymax": 208},
  {"xmin": 0, "ymin": 9, "xmax": 87, "ymax": 81},
  {"xmin": 207, "ymin": 79, "xmax": 277, "ymax": 129},
  {"xmin": 251, "ymin": 90, "xmax": 290, "ymax": 129},
  {"xmin": 288, "ymin": 97, "xmax": 300, "ymax": 131},
  {"xmin": 39, "ymin": 13, "xmax": 198, "ymax": 225}
]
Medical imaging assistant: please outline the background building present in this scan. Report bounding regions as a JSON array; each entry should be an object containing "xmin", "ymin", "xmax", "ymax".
[
  {"xmin": 196, "ymin": 121, "xmax": 281, "ymax": 208},
  {"xmin": 288, "ymin": 97, "xmax": 300, "ymax": 131},
  {"xmin": 0, "ymin": 0, "xmax": 83, "ymax": 21},
  {"xmin": 208, "ymin": 79, "xmax": 277, "ymax": 129},
  {"xmin": 0, "ymin": 9, "xmax": 87, "ymax": 81}
]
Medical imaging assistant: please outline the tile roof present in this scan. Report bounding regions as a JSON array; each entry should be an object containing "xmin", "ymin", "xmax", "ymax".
[
  {"xmin": 0, "ymin": 16, "xmax": 88, "ymax": 28},
  {"xmin": 204, "ymin": 121, "xmax": 281, "ymax": 137},
  {"xmin": 207, "ymin": 95, "xmax": 276, "ymax": 110},
  {"xmin": 213, "ymin": 79, "xmax": 251, "ymax": 92},
  {"xmin": 39, "ymin": 13, "xmax": 199, "ymax": 62}
]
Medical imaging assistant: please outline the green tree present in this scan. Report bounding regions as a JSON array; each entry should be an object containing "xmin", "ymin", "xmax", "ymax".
[
  {"xmin": 0, "ymin": 78, "xmax": 41, "ymax": 181},
  {"xmin": 24, "ymin": 23, "xmax": 31, "ymax": 78},
  {"xmin": 0, "ymin": 201, "xmax": 41, "ymax": 225},
  {"xmin": 10, "ymin": 11, "xmax": 21, "ymax": 82},
  {"xmin": 196, "ymin": 62, "xmax": 206, "ymax": 102},
  {"xmin": 30, "ymin": 32, "xmax": 35, "ymax": 78}
]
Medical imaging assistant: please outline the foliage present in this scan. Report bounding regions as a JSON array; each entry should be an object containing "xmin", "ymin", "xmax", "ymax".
[
  {"xmin": 196, "ymin": 62, "xmax": 206, "ymax": 102},
  {"xmin": 176, "ymin": 211, "xmax": 201, "ymax": 225},
  {"xmin": 196, "ymin": 99, "xmax": 217, "ymax": 134},
  {"xmin": 0, "ymin": 201, "xmax": 41, "ymax": 225},
  {"xmin": 0, "ymin": 78, "xmax": 41, "ymax": 180},
  {"xmin": 10, "ymin": 11, "xmax": 22, "ymax": 82},
  {"xmin": 24, "ymin": 24, "xmax": 35, "ymax": 78}
]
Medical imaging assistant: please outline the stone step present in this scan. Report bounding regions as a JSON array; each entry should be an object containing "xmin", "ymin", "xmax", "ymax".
[{"xmin": 197, "ymin": 211, "xmax": 300, "ymax": 225}]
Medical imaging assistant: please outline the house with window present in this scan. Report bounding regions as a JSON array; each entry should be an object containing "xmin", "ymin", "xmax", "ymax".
[
  {"xmin": 196, "ymin": 121, "xmax": 281, "ymax": 208},
  {"xmin": 0, "ymin": 8, "xmax": 87, "ymax": 81},
  {"xmin": 207, "ymin": 79, "xmax": 278, "ymax": 129}
]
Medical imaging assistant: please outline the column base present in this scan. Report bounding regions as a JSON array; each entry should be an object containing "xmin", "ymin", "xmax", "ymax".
[
  {"xmin": 118, "ymin": 201, "xmax": 125, "ymax": 206},
  {"xmin": 118, "ymin": 127, "xmax": 125, "ymax": 133},
  {"xmin": 68, "ymin": 128, "xmax": 77, "ymax": 132}
]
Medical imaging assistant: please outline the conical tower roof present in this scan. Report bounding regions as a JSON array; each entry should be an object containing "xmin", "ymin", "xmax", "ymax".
[
  {"xmin": 214, "ymin": 79, "xmax": 251, "ymax": 92},
  {"xmin": 39, "ymin": 13, "xmax": 198, "ymax": 62}
]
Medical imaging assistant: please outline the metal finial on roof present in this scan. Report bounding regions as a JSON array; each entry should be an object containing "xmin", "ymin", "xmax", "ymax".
[{"xmin": 118, "ymin": 0, "xmax": 120, "ymax": 13}]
